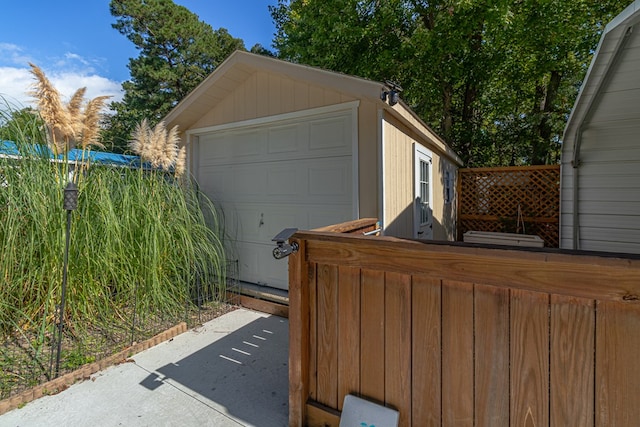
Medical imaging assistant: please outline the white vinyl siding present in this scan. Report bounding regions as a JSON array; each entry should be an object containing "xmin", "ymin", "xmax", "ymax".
[
  {"xmin": 562, "ymin": 123, "xmax": 640, "ymax": 254},
  {"xmin": 561, "ymin": 10, "xmax": 640, "ymax": 254}
]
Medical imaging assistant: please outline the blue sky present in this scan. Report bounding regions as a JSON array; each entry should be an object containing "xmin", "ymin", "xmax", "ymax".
[{"xmin": 0, "ymin": 0, "xmax": 277, "ymax": 107}]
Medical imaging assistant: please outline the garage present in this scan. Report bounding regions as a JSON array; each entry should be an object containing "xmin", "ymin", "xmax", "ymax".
[
  {"xmin": 191, "ymin": 106, "xmax": 357, "ymax": 289},
  {"xmin": 164, "ymin": 50, "xmax": 462, "ymax": 293}
]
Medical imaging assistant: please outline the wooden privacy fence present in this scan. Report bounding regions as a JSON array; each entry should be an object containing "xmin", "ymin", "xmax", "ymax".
[
  {"xmin": 457, "ymin": 165, "xmax": 560, "ymax": 247},
  {"xmin": 288, "ymin": 219, "xmax": 640, "ymax": 426}
]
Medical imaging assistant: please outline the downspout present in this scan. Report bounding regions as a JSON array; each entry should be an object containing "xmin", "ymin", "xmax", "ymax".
[
  {"xmin": 571, "ymin": 25, "xmax": 634, "ymax": 250},
  {"xmin": 571, "ymin": 134, "xmax": 581, "ymax": 250}
]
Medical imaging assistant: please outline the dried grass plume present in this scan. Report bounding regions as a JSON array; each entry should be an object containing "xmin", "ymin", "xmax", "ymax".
[
  {"xmin": 175, "ymin": 146, "xmax": 186, "ymax": 178},
  {"xmin": 28, "ymin": 63, "xmax": 74, "ymax": 154},
  {"xmin": 129, "ymin": 120, "xmax": 183, "ymax": 176},
  {"xmin": 28, "ymin": 64, "xmax": 111, "ymax": 154},
  {"xmin": 80, "ymin": 96, "xmax": 111, "ymax": 149}
]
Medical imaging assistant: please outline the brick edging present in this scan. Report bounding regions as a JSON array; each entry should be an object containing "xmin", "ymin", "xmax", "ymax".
[{"xmin": 0, "ymin": 322, "xmax": 188, "ymax": 415}]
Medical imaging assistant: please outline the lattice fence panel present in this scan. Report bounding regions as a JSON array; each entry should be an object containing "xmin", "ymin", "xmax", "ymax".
[{"xmin": 457, "ymin": 165, "xmax": 560, "ymax": 247}]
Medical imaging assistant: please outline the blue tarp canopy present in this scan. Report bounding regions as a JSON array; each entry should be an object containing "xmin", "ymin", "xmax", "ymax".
[{"xmin": 0, "ymin": 141, "xmax": 145, "ymax": 168}]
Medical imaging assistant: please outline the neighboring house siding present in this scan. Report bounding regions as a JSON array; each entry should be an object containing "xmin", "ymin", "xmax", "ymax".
[
  {"xmin": 561, "ymin": 4, "xmax": 640, "ymax": 254},
  {"xmin": 562, "ymin": 123, "xmax": 640, "ymax": 254},
  {"xmin": 559, "ymin": 162, "xmax": 574, "ymax": 250},
  {"xmin": 575, "ymin": 123, "xmax": 640, "ymax": 253}
]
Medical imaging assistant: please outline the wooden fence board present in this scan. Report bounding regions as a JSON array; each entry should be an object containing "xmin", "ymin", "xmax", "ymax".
[
  {"xmin": 384, "ymin": 272, "xmax": 412, "ymax": 427},
  {"xmin": 306, "ymin": 402, "xmax": 341, "ymax": 427},
  {"xmin": 288, "ymin": 240, "xmax": 308, "ymax": 427},
  {"xmin": 289, "ymin": 221, "xmax": 640, "ymax": 426},
  {"xmin": 442, "ymin": 280, "xmax": 474, "ymax": 426},
  {"xmin": 510, "ymin": 289, "xmax": 549, "ymax": 427},
  {"xmin": 337, "ymin": 266, "xmax": 361, "ymax": 411},
  {"xmin": 550, "ymin": 295, "xmax": 594, "ymax": 427},
  {"xmin": 317, "ymin": 264, "xmax": 339, "ymax": 408},
  {"xmin": 308, "ymin": 262, "xmax": 318, "ymax": 402},
  {"xmin": 596, "ymin": 301, "xmax": 640, "ymax": 426},
  {"xmin": 300, "ymin": 235, "xmax": 640, "ymax": 303},
  {"xmin": 475, "ymin": 284, "xmax": 510, "ymax": 427},
  {"xmin": 411, "ymin": 275, "xmax": 442, "ymax": 427},
  {"xmin": 360, "ymin": 269, "xmax": 386, "ymax": 403}
]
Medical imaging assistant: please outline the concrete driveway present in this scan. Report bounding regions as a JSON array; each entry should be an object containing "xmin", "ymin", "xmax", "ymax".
[{"xmin": 0, "ymin": 309, "xmax": 289, "ymax": 427}]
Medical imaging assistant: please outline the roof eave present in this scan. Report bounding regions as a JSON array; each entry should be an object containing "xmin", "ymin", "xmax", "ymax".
[{"xmin": 563, "ymin": 0, "xmax": 640, "ymax": 146}]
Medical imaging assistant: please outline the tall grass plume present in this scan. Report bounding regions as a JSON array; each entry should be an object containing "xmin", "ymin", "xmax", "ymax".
[
  {"xmin": 129, "ymin": 119, "xmax": 185, "ymax": 177},
  {"xmin": 28, "ymin": 64, "xmax": 111, "ymax": 154}
]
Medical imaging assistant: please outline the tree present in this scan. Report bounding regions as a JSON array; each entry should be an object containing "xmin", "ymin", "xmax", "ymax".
[
  {"xmin": 250, "ymin": 43, "xmax": 276, "ymax": 57},
  {"xmin": 0, "ymin": 106, "xmax": 44, "ymax": 144},
  {"xmin": 271, "ymin": 0, "xmax": 627, "ymax": 166},
  {"xmin": 483, "ymin": 0, "xmax": 626, "ymax": 165},
  {"xmin": 104, "ymin": 0, "xmax": 245, "ymax": 152},
  {"xmin": 272, "ymin": 0, "xmax": 415, "ymax": 84}
]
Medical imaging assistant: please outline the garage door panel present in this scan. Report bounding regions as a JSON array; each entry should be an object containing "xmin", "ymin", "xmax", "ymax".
[
  {"xmin": 309, "ymin": 115, "xmax": 351, "ymax": 152},
  {"xmin": 234, "ymin": 206, "xmax": 351, "ymax": 289},
  {"xmin": 308, "ymin": 162, "xmax": 350, "ymax": 196},
  {"xmin": 230, "ymin": 204, "xmax": 302, "ymax": 245},
  {"xmin": 267, "ymin": 125, "xmax": 300, "ymax": 154},
  {"xmin": 198, "ymin": 166, "xmax": 232, "ymax": 202},
  {"xmin": 307, "ymin": 205, "xmax": 354, "ymax": 230},
  {"xmin": 234, "ymin": 207, "xmax": 263, "ymax": 242},
  {"xmin": 200, "ymin": 112, "xmax": 352, "ymax": 167},
  {"xmin": 231, "ymin": 164, "xmax": 269, "ymax": 197},
  {"xmin": 227, "ymin": 202, "xmax": 353, "ymax": 246},
  {"xmin": 234, "ymin": 242, "xmax": 262, "ymax": 284},
  {"xmin": 217, "ymin": 205, "xmax": 240, "ymax": 242},
  {"xmin": 204, "ymin": 159, "xmax": 352, "ymax": 205},
  {"xmin": 220, "ymin": 203, "xmax": 302, "ymax": 242},
  {"xmin": 199, "ymin": 134, "xmax": 231, "ymax": 163},
  {"xmin": 196, "ymin": 108, "xmax": 355, "ymax": 290},
  {"xmin": 267, "ymin": 168, "xmax": 300, "ymax": 197},
  {"xmin": 235, "ymin": 241, "xmax": 288, "ymax": 288},
  {"xmin": 232, "ymin": 130, "xmax": 264, "ymax": 158}
]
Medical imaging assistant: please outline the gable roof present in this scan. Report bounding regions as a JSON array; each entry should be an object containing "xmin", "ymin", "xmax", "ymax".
[
  {"xmin": 164, "ymin": 50, "xmax": 463, "ymax": 166},
  {"xmin": 563, "ymin": 0, "xmax": 640, "ymax": 163}
]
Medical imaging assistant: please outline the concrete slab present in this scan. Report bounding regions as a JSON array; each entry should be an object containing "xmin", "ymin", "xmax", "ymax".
[{"xmin": 0, "ymin": 309, "xmax": 289, "ymax": 427}]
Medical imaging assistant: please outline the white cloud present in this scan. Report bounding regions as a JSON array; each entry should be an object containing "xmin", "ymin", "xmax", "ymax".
[
  {"xmin": 0, "ymin": 43, "xmax": 33, "ymax": 66},
  {"xmin": 0, "ymin": 44, "xmax": 125, "ymax": 110},
  {"xmin": 0, "ymin": 67, "xmax": 35, "ymax": 107},
  {"xmin": 64, "ymin": 52, "xmax": 91, "ymax": 67},
  {"xmin": 0, "ymin": 65, "xmax": 124, "ymax": 109},
  {"xmin": 50, "ymin": 71, "xmax": 124, "ymax": 104}
]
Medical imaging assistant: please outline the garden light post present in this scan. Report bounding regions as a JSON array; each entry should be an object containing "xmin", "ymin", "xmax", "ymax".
[{"xmin": 55, "ymin": 181, "xmax": 78, "ymax": 378}]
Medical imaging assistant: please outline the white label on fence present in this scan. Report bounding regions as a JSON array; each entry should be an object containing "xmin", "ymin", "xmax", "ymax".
[{"xmin": 339, "ymin": 394, "xmax": 399, "ymax": 427}]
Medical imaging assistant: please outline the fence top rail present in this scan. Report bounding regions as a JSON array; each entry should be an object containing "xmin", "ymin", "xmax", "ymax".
[
  {"xmin": 459, "ymin": 164, "xmax": 560, "ymax": 173},
  {"xmin": 292, "ymin": 230, "xmax": 640, "ymax": 304},
  {"xmin": 312, "ymin": 218, "xmax": 379, "ymax": 234}
]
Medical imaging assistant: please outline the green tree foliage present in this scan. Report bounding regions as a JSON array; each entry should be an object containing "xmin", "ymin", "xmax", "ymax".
[
  {"xmin": 0, "ymin": 105, "xmax": 43, "ymax": 144},
  {"xmin": 271, "ymin": 0, "xmax": 627, "ymax": 166},
  {"xmin": 104, "ymin": 0, "xmax": 245, "ymax": 152}
]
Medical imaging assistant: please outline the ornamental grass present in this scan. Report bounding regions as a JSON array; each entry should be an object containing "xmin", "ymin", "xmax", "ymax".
[{"xmin": 0, "ymin": 69, "xmax": 226, "ymax": 395}]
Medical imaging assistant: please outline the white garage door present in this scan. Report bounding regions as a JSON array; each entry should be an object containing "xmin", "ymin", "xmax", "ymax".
[{"xmin": 194, "ymin": 107, "xmax": 356, "ymax": 290}]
